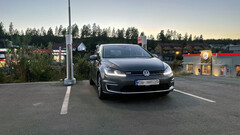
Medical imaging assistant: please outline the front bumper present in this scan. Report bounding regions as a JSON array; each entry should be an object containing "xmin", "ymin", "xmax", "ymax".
[{"xmin": 102, "ymin": 75, "xmax": 174, "ymax": 94}]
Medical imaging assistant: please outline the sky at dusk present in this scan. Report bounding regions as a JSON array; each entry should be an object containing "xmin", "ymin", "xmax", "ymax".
[{"xmin": 0, "ymin": 0, "xmax": 240, "ymax": 39}]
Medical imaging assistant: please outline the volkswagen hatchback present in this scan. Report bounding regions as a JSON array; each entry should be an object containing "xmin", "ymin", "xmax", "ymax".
[{"xmin": 89, "ymin": 44, "xmax": 174, "ymax": 99}]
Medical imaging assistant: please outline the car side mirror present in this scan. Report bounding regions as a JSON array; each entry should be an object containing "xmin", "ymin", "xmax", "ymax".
[
  {"xmin": 90, "ymin": 55, "xmax": 98, "ymax": 60},
  {"xmin": 152, "ymin": 54, "xmax": 158, "ymax": 58}
]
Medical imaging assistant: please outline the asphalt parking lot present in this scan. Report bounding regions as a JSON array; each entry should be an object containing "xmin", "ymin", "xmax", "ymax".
[{"xmin": 0, "ymin": 75, "xmax": 239, "ymax": 135}]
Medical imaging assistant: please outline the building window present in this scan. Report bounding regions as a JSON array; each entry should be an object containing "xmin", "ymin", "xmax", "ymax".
[
  {"xmin": 53, "ymin": 56, "xmax": 65, "ymax": 63},
  {"xmin": 0, "ymin": 59, "xmax": 6, "ymax": 67},
  {"xmin": 202, "ymin": 65, "xmax": 211, "ymax": 75},
  {"xmin": 236, "ymin": 66, "xmax": 240, "ymax": 77},
  {"xmin": 186, "ymin": 64, "xmax": 193, "ymax": 73}
]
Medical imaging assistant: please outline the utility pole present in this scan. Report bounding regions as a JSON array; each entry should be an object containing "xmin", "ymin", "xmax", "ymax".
[{"xmin": 64, "ymin": 0, "xmax": 76, "ymax": 85}]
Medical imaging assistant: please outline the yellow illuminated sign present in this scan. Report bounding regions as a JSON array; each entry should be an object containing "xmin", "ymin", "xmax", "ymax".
[{"xmin": 201, "ymin": 50, "xmax": 212, "ymax": 64}]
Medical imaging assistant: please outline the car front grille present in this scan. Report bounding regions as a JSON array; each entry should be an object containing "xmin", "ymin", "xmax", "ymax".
[{"xmin": 126, "ymin": 70, "xmax": 164, "ymax": 76}]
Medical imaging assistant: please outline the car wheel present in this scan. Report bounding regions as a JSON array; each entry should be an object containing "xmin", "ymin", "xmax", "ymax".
[{"xmin": 97, "ymin": 74, "xmax": 106, "ymax": 99}]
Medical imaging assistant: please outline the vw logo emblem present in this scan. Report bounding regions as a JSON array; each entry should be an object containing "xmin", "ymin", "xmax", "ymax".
[{"xmin": 143, "ymin": 70, "xmax": 150, "ymax": 77}]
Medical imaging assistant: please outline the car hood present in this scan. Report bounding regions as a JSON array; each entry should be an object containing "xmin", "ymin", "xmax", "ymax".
[{"xmin": 103, "ymin": 57, "xmax": 165, "ymax": 71}]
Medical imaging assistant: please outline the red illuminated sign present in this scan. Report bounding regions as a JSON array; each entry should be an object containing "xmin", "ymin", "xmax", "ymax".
[
  {"xmin": 138, "ymin": 39, "xmax": 142, "ymax": 42},
  {"xmin": 183, "ymin": 54, "xmax": 200, "ymax": 57},
  {"xmin": 184, "ymin": 53, "xmax": 240, "ymax": 57},
  {"xmin": 216, "ymin": 53, "xmax": 240, "ymax": 56}
]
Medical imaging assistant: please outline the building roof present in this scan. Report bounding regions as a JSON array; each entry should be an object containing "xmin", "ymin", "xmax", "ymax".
[
  {"xmin": 158, "ymin": 43, "xmax": 182, "ymax": 47},
  {"xmin": 26, "ymin": 49, "xmax": 51, "ymax": 55},
  {"xmin": 229, "ymin": 44, "xmax": 240, "ymax": 51},
  {"xmin": 78, "ymin": 42, "xmax": 86, "ymax": 51},
  {"xmin": 158, "ymin": 43, "xmax": 209, "ymax": 48}
]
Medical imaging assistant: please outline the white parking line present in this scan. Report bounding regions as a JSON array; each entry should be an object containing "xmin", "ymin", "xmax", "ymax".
[
  {"xmin": 60, "ymin": 86, "xmax": 71, "ymax": 115},
  {"xmin": 174, "ymin": 89, "xmax": 216, "ymax": 103}
]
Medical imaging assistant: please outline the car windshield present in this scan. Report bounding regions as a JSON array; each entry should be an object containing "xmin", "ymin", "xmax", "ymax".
[{"xmin": 103, "ymin": 45, "xmax": 152, "ymax": 58}]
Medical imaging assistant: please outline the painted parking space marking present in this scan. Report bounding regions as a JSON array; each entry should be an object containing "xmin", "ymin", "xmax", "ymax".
[
  {"xmin": 33, "ymin": 102, "xmax": 43, "ymax": 107},
  {"xmin": 60, "ymin": 86, "xmax": 71, "ymax": 115},
  {"xmin": 174, "ymin": 89, "xmax": 216, "ymax": 103}
]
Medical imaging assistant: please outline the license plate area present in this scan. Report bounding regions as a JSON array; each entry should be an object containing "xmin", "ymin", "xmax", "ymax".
[{"xmin": 135, "ymin": 79, "xmax": 160, "ymax": 86}]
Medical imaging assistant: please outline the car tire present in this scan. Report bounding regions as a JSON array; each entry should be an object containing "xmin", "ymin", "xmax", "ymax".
[{"xmin": 97, "ymin": 74, "xmax": 106, "ymax": 99}]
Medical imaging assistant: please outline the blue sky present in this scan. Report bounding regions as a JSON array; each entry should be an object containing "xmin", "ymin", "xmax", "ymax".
[{"xmin": 0, "ymin": 0, "xmax": 240, "ymax": 39}]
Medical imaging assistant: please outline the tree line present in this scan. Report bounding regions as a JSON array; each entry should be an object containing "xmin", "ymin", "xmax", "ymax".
[{"xmin": 0, "ymin": 22, "xmax": 239, "ymax": 51}]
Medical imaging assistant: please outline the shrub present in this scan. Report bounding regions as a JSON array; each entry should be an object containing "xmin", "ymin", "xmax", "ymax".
[
  {"xmin": 172, "ymin": 60, "xmax": 183, "ymax": 71},
  {"xmin": 173, "ymin": 71, "xmax": 193, "ymax": 77},
  {"xmin": 12, "ymin": 56, "xmax": 30, "ymax": 82},
  {"xmin": 0, "ymin": 68, "xmax": 4, "ymax": 83},
  {"xmin": 28, "ymin": 53, "xmax": 57, "ymax": 81},
  {"xmin": 74, "ymin": 54, "xmax": 90, "ymax": 80}
]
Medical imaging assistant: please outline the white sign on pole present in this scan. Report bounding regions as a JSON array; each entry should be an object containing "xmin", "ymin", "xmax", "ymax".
[
  {"xmin": 0, "ymin": 54, "xmax": 5, "ymax": 58},
  {"xmin": 66, "ymin": 35, "xmax": 72, "ymax": 45},
  {"xmin": 138, "ymin": 36, "xmax": 147, "ymax": 50}
]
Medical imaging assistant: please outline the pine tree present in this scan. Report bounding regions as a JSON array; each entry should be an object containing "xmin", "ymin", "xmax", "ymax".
[
  {"xmin": 55, "ymin": 26, "xmax": 58, "ymax": 36},
  {"xmin": 72, "ymin": 24, "xmax": 79, "ymax": 38},
  {"xmin": 9, "ymin": 22, "xmax": 14, "ymax": 36},
  {"xmin": 0, "ymin": 22, "xmax": 5, "ymax": 38},
  {"xmin": 58, "ymin": 25, "xmax": 63, "ymax": 36},
  {"xmin": 47, "ymin": 27, "xmax": 53, "ymax": 36}
]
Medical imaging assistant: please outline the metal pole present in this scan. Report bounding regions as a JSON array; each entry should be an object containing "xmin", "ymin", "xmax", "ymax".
[
  {"xmin": 68, "ymin": 0, "xmax": 71, "ymax": 35},
  {"xmin": 59, "ymin": 46, "xmax": 61, "ymax": 66},
  {"xmin": 64, "ymin": 0, "xmax": 76, "ymax": 85}
]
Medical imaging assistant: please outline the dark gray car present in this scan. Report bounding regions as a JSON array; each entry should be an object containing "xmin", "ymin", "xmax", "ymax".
[{"xmin": 89, "ymin": 44, "xmax": 174, "ymax": 99}]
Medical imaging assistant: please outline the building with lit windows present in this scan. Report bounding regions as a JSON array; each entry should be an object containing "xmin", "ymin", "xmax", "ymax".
[
  {"xmin": 52, "ymin": 42, "xmax": 87, "ymax": 64},
  {"xmin": 183, "ymin": 50, "xmax": 240, "ymax": 77},
  {"xmin": 154, "ymin": 43, "xmax": 210, "ymax": 61}
]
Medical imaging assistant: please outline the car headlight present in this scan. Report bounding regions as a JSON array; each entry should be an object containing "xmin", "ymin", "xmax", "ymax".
[
  {"xmin": 104, "ymin": 68, "xmax": 126, "ymax": 77},
  {"xmin": 163, "ymin": 62, "xmax": 173, "ymax": 76}
]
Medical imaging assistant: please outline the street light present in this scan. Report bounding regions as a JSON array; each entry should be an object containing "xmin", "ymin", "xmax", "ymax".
[
  {"xmin": 175, "ymin": 51, "xmax": 180, "ymax": 55},
  {"xmin": 64, "ymin": 0, "xmax": 76, "ymax": 86},
  {"xmin": 175, "ymin": 51, "xmax": 180, "ymax": 60}
]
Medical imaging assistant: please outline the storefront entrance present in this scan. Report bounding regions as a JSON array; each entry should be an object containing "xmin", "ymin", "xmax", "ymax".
[
  {"xmin": 236, "ymin": 66, "xmax": 240, "ymax": 77},
  {"xmin": 220, "ymin": 66, "xmax": 226, "ymax": 76},
  {"xmin": 202, "ymin": 65, "xmax": 211, "ymax": 75}
]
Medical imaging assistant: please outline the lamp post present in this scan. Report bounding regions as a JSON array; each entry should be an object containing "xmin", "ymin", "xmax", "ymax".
[
  {"xmin": 64, "ymin": 0, "xmax": 76, "ymax": 85},
  {"xmin": 175, "ymin": 51, "xmax": 179, "ymax": 60}
]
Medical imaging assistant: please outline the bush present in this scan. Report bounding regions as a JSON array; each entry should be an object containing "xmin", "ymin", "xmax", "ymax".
[
  {"xmin": 173, "ymin": 71, "xmax": 193, "ymax": 77},
  {"xmin": 28, "ymin": 54, "xmax": 58, "ymax": 81},
  {"xmin": 13, "ymin": 56, "xmax": 30, "ymax": 82},
  {"xmin": 1, "ymin": 50, "xmax": 91, "ymax": 83},
  {"xmin": 8, "ymin": 52, "xmax": 61, "ymax": 82},
  {"xmin": 172, "ymin": 60, "xmax": 183, "ymax": 71},
  {"xmin": 0, "ymin": 69, "xmax": 4, "ymax": 83},
  {"xmin": 74, "ymin": 54, "xmax": 90, "ymax": 80}
]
